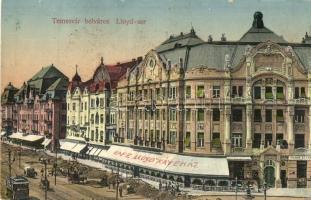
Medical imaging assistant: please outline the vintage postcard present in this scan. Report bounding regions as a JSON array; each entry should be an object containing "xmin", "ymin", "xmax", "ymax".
[{"xmin": 1, "ymin": 0, "xmax": 311, "ymax": 199}]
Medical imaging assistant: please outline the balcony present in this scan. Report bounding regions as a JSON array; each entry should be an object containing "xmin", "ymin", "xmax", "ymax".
[
  {"xmin": 230, "ymin": 147, "xmax": 250, "ymax": 156},
  {"xmin": 290, "ymin": 98, "xmax": 310, "ymax": 105},
  {"xmin": 114, "ymin": 137, "xmax": 124, "ymax": 143},
  {"xmin": 231, "ymin": 97, "xmax": 247, "ymax": 104}
]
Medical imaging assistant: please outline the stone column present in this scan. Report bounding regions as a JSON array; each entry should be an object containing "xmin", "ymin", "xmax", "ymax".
[
  {"xmin": 287, "ymin": 106, "xmax": 294, "ymax": 152},
  {"xmin": 246, "ymin": 104, "xmax": 253, "ymax": 149},
  {"xmin": 223, "ymin": 105, "xmax": 231, "ymax": 154}
]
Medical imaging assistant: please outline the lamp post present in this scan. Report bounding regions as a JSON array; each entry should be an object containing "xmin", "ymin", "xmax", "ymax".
[
  {"xmin": 263, "ymin": 182, "xmax": 267, "ymax": 200},
  {"xmin": 235, "ymin": 176, "xmax": 238, "ymax": 200},
  {"xmin": 116, "ymin": 163, "xmax": 120, "ymax": 200}
]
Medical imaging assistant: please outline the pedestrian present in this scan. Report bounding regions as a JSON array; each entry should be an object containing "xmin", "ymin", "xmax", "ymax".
[
  {"xmin": 119, "ymin": 187, "xmax": 123, "ymax": 197},
  {"xmin": 159, "ymin": 181, "xmax": 162, "ymax": 191}
]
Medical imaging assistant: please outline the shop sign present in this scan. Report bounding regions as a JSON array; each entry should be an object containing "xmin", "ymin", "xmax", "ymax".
[{"xmin": 289, "ymin": 148, "xmax": 311, "ymax": 160}]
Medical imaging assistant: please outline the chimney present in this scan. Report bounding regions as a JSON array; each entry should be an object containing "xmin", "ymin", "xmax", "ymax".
[
  {"xmin": 179, "ymin": 57, "xmax": 183, "ymax": 68},
  {"xmin": 137, "ymin": 56, "xmax": 143, "ymax": 62},
  {"xmin": 132, "ymin": 58, "xmax": 136, "ymax": 62}
]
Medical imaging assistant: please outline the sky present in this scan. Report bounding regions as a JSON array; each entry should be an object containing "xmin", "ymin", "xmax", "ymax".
[{"xmin": 2, "ymin": 0, "xmax": 311, "ymax": 89}]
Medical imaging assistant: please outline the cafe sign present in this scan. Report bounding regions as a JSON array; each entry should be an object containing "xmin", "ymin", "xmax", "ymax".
[{"xmin": 289, "ymin": 148, "xmax": 311, "ymax": 160}]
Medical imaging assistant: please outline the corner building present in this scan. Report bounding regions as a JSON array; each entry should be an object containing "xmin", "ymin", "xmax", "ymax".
[{"xmin": 116, "ymin": 12, "xmax": 311, "ymax": 188}]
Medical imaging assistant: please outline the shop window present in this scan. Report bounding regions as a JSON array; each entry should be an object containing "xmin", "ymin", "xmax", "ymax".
[
  {"xmin": 185, "ymin": 86, "xmax": 191, "ymax": 99},
  {"xmin": 185, "ymin": 109, "xmax": 191, "ymax": 121},
  {"xmin": 295, "ymin": 110, "xmax": 305, "ymax": 123},
  {"xmin": 184, "ymin": 132, "xmax": 191, "ymax": 148},
  {"xmin": 213, "ymin": 108, "xmax": 220, "ymax": 121},
  {"xmin": 197, "ymin": 132, "xmax": 204, "ymax": 147},
  {"xmin": 254, "ymin": 109, "xmax": 262, "ymax": 122},
  {"xmin": 265, "ymin": 87, "xmax": 273, "ymax": 99},
  {"xmin": 196, "ymin": 85, "xmax": 204, "ymax": 98},
  {"xmin": 197, "ymin": 108, "xmax": 204, "ymax": 121},
  {"xmin": 276, "ymin": 110, "xmax": 284, "ymax": 122},
  {"xmin": 253, "ymin": 133, "xmax": 261, "ymax": 148},
  {"xmin": 276, "ymin": 87, "xmax": 284, "ymax": 99},
  {"xmin": 254, "ymin": 86, "xmax": 261, "ymax": 99},
  {"xmin": 265, "ymin": 134, "xmax": 272, "ymax": 147},
  {"xmin": 265, "ymin": 109, "xmax": 272, "ymax": 122},
  {"xmin": 213, "ymin": 86, "xmax": 220, "ymax": 98},
  {"xmin": 232, "ymin": 109, "xmax": 242, "ymax": 122},
  {"xmin": 295, "ymin": 134, "xmax": 305, "ymax": 148}
]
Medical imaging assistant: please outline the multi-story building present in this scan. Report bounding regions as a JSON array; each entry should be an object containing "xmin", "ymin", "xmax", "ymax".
[
  {"xmin": 3, "ymin": 64, "xmax": 69, "ymax": 150},
  {"xmin": 1, "ymin": 82, "xmax": 18, "ymax": 135},
  {"xmin": 66, "ymin": 57, "xmax": 139, "ymax": 145},
  {"xmin": 116, "ymin": 12, "xmax": 311, "ymax": 188}
]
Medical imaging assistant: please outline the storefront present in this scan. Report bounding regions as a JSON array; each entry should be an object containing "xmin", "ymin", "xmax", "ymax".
[
  {"xmin": 288, "ymin": 148, "xmax": 311, "ymax": 188},
  {"xmin": 97, "ymin": 145, "xmax": 230, "ymax": 188}
]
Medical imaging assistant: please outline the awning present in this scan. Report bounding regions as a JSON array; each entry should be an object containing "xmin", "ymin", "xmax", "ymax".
[
  {"xmin": 94, "ymin": 149, "xmax": 102, "ymax": 156},
  {"xmin": 41, "ymin": 139, "xmax": 51, "ymax": 147},
  {"xmin": 60, "ymin": 141, "xmax": 78, "ymax": 151},
  {"xmin": 227, "ymin": 156, "xmax": 252, "ymax": 161},
  {"xmin": 100, "ymin": 145, "xmax": 229, "ymax": 177},
  {"xmin": 71, "ymin": 143, "xmax": 87, "ymax": 153},
  {"xmin": 88, "ymin": 147, "xmax": 99, "ymax": 156},
  {"xmin": 86, "ymin": 147, "xmax": 93, "ymax": 154},
  {"xmin": 1, "ymin": 131, "xmax": 6, "ymax": 136},
  {"xmin": 9, "ymin": 133, "xmax": 44, "ymax": 142}
]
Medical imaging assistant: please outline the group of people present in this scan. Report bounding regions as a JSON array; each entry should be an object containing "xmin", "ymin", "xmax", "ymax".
[{"xmin": 159, "ymin": 181, "xmax": 180, "ymax": 195}]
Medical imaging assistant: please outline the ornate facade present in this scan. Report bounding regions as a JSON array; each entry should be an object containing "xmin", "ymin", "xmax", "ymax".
[
  {"xmin": 116, "ymin": 12, "xmax": 311, "ymax": 188},
  {"xmin": 66, "ymin": 58, "xmax": 139, "ymax": 145},
  {"xmin": 1, "ymin": 65, "xmax": 69, "ymax": 150}
]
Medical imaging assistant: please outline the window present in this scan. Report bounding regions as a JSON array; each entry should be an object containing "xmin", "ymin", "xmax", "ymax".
[
  {"xmin": 185, "ymin": 109, "xmax": 191, "ymax": 121},
  {"xmin": 295, "ymin": 110, "xmax": 305, "ymax": 123},
  {"xmin": 129, "ymin": 91, "xmax": 135, "ymax": 101},
  {"xmin": 169, "ymin": 109, "xmax": 176, "ymax": 121},
  {"xmin": 100, "ymin": 98, "xmax": 104, "ymax": 107},
  {"xmin": 197, "ymin": 86, "xmax": 205, "ymax": 98},
  {"xmin": 265, "ymin": 87, "xmax": 273, "ymax": 99},
  {"xmin": 197, "ymin": 109, "xmax": 204, "ymax": 121},
  {"xmin": 276, "ymin": 87, "xmax": 284, "ymax": 99},
  {"xmin": 143, "ymin": 89, "xmax": 148, "ymax": 100},
  {"xmin": 84, "ymin": 102, "xmax": 87, "ymax": 110},
  {"xmin": 276, "ymin": 134, "xmax": 283, "ymax": 145},
  {"xmin": 265, "ymin": 134, "xmax": 272, "ymax": 147},
  {"xmin": 91, "ymin": 114, "xmax": 94, "ymax": 124},
  {"xmin": 232, "ymin": 109, "xmax": 242, "ymax": 122},
  {"xmin": 162, "ymin": 109, "xmax": 166, "ymax": 120},
  {"xmin": 168, "ymin": 131, "xmax": 176, "ymax": 144},
  {"xmin": 265, "ymin": 109, "xmax": 272, "ymax": 122},
  {"xmin": 156, "ymin": 130, "xmax": 160, "ymax": 142},
  {"xmin": 100, "ymin": 114, "xmax": 104, "ymax": 123},
  {"xmin": 276, "ymin": 110, "xmax": 284, "ymax": 122},
  {"xmin": 213, "ymin": 109, "xmax": 220, "ymax": 121},
  {"xmin": 301, "ymin": 87, "xmax": 306, "ymax": 98},
  {"xmin": 185, "ymin": 86, "xmax": 191, "ymax": 99},
  {"xmin": 212, "ymin": 133, "xmax": 220, "ymax": 148},
  {"xmin": 295, "ymin": 87, "xmax": 300, "ymax": 99},
  {"xmin": 72, "ymin": 103, "xmax": 76, "ymax": 111},
  {"xmin": 232, "ymin": 133, "xmax": 242, "ymax": 148},
  {"xmin": 90, "ymin": 99, "xmax": 95, "ymax": 108},
  {"xmin": 197, "ymin": 132, "xmax": 204, "ymax": 147},
  {"xmin": 254, "ymin": 86, "xmax": 261, "ymax": 99},
  {"xmin": 213, "ymin": 86, "xmax": 220, "ymax": 98},
  {"xmin": 254, "ymin": 109, "xmax": 262, "ymax": 122},
  {"xmin": 162, "ymin": 88, "xmax": 166, "ymax": 99},
  {"xmin": 184, "ymin": 132, "xmax": 191, "ymax": 148},
  {"xmin": 156, "ymin": 109, "xmax": 160, "ymax": 120},
  {"xmin": 238, "ymin": 86, "xmax": 243, "ymax": 97},
  {"xmin": 169, "ymin": 87, "xmax": 176, "ymax": 99},
  {"xmin": 95, "ymin": 113, "xmax": 99, "ymax": 124},
  {"xmin": 295, "ymin": 134, "xmax": 305, "ymax": 148},
  {"xmin": 232, "ymin": 86, "xmax": 237, "ymax": 97},
  {"xmin": 297, "ymin": 161, "xmax": 307, "ymax": 179}
]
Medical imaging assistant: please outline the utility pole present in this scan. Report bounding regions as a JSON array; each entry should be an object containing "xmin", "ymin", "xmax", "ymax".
[
  {"xmin": 18, "ymin": 148, "xmax": 21, "ymax": 169},
  {"xmin": 116, "ymin": 163, "xmax": 120, "ymax": 200},
  {"xmin": 8, "ymin": 149, "xmax": 12, "ymax": 177},
  {"xmin": 44, "ymin": 160, "xmax": 47, "ymax": 200},
  {"xmin": 54, "ymin": 137, "xmax": 57, "ymax": 185}
]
